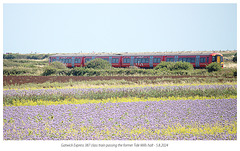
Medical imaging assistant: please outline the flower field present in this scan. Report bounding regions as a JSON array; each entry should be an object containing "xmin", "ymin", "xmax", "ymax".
[{"xmin": 3, "ymin": 83, "xmax": 237, "ymax": 140}]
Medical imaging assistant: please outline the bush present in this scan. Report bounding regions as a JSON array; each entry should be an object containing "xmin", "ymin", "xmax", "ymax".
[
  {"xmin": 71, "ymin": 67, "xmax": 86, "ymax": 76},
  {"xmin": 154, "ymin": 61, "xmax": 193, "ymax": 71},
  {"xmin": 233, "ymin": 53, "xmax": 237, "ymax": 62},
  {"xmin": 49, "ymin": 61, "xmax": 66, "ymax": 69},
  {"xmin": 42, "ymin": 61, "xmax": 67, "ymax": 76},
  {"xmin": 42, "ymin": 66, "xmax": 57, "ymax": 76},
  {"xmin": 4, "ymin": 53, "xmax": 50, "ymax": 60},
  {"xmin": 3, "ymin": 54, "xmax": 16, "ymax": 59},
  {"xmin": 206, "ymin": 62, "xmax": 222, "ymax": 72},
  {"xmin": 154, "ymin": 61, "xmax": 172, "ymax": 70},
  {"xmin": 85, "ymin": 58, "xmax": 112, "ymax": 69},
  {"xmin": 3, "ymin": 68, "xmax": 30, "ymax": 75},
  {"xmin": 172, "ymin": 62, "xmax": 194, "ymax": 70},
  {"xmin": 56, "ymin": 68, "xmax": 71, "ymax": 76}
]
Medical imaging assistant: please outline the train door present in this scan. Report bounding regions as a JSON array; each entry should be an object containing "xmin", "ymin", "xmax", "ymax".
[
  {"xmin": 130, "ymin": 56, "xmax": 134, "ymax": 66},
  {"xmin": 174, "ymin": 56, "xmax": 178, "ymax": 62},
  {"xmin": 109, "ymin": 56, "xmax": 112, "ymax": 64},
  {"xmin": 195, "ymin": 56, "xmax": 200, "ymax": 68},
  {"xmin": 72, "ymin": 57, "xmax": 75, "ymax": 68},
  {"xmin": 149, "ymin": 56, "xmax": 153, "ymax": 68},
  {"xmin": 217, "ymin": 55, "xmax": 221, "ymax": 63}
]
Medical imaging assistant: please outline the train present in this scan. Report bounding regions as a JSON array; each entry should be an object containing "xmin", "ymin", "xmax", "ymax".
[{"xmin": 49, "ymin": 52, "xmax": 224, "ymax": 68}]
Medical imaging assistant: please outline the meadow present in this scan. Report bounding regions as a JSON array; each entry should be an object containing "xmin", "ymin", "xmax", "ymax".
[{"xmin": 3, "ymin": 82, "xmax": 237, "ymax": 140}]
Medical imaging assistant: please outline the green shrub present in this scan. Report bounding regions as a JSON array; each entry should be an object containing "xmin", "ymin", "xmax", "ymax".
[
  {"xmin": 85, "ymin": 58, "xmax": 112, "ymax": 69},
  {"xmin": 154, "ymin": 61, "xmax": 193, "ymax": 71},
  {"xmin": 3, "ymin": 53, "xmax": 50, "ymax": 60},
  {"xmin": 154, "ymin": 61, "xmax": 172, "ymax": 70},
  {"xmin": 3, "ymin": 68, "xmax": 30, "ymax": 75},
  {"xmin": 172, "ymin": 62, "xmax": 194, "ymax": 70},
  {"xmin": 71, "ymin": 67, "xmax": 86, "ymax": 76},
  {"xmin": 3, "ymin": 54, "xmax": 16, "ymax": 59},
  {"xmin": 42, "ymin": 66, "xmax": 57, "ymax": 76},
  {"xmin": 49, "ymin": 61, "xmax": 66, "ymax": 69},
  {"xmin": 56, "ymin": 69, "xmax": 71, "ymax": 76},
  {"xmin": 206, "ymin": 62, "xmax": 222, "ymax": 72}
]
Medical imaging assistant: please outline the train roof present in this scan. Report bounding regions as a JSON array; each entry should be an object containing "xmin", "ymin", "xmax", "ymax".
[{"xmin": 50, "ymin": 52, "xmax": 222, "ymax": 57}]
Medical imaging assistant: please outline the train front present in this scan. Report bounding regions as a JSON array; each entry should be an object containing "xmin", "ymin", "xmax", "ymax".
[{"xmin": 211, "ymin": 53, "xmax": 224, "ymax": 68}]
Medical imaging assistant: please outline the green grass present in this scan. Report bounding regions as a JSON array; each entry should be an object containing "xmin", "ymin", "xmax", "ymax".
[{"xmin": 3, "ymin": 77, "xmax": 237, "ymax": 90}]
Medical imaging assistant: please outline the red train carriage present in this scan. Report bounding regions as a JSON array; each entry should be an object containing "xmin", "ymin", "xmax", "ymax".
[
  {"xmin": 73, "ymin": 57, "xmax": 83, "ymax": 67},
  {"xmin": 152, "ymin": 56, "xmax": 163, "ymax": 68},
  {"xmin": 111, "ymin": 56, "xmax": 122, "ymax": 68},
  {"xmin": 163, "ymin": 53, "xmax": 223, "ymax": 68},
  {"xmin": 121, "ymin": 56, "xmax": 132, "ymax": 68},
  {"xmin": 134, "ymin": 56, "xmax": 151, "ymax": 68},
  {"xmin": 49, "ymin": 52, "xmax": 223, "ymax": 69}
]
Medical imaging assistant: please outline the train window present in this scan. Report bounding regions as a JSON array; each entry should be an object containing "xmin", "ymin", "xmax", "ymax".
[
  {"xmin": 183, "ymin": 58, "xmax": 186, "ymax": 62},
  {"xmin": 85, "ymin": 58, "xmax": 92, "ymax": 63},
  {"xmin": 220, "ymin": 56, "xmax": 223, "ymax": 62},
  {"xmin": 134, "ymin": 58, "xmax": 139, "ymax": 63},
  {"xmin": 178, "ymin": 58, "xmax": 182, "ymax": 62},
  {"xmin": 137, "ymin": 58, "xmax": 141, "ymax": 63},
  {"xmin": 75, "ymin": 59, "xmax": 81, "ymax": 63},
  {"xmin": 190, "ymin": 58, "xmax": 195, "ymax": 63},
  {"xmin": 123, "ymin": 58, "xmax": 130, "ymax": 63},
  {"xmin": 112, "ymin": 58, "xmax": 119, "ymax": 63},
  {"xmin": 166, "ymin": 58, "xmax": 174, "ymax": 62},
  {"xmin": 207, "ymin": 57, "xmax": 209, "ymax": 63},
  {"xmin": 200, "ymin": 58, "xmax": 206, "ymax": 63},
  {"xmin": 212, "ymin": 56, "xmax": 216, "ymax": 62},
  {"xmin": 154, "ymin": 58, "xmax": 161, "ymax": 63},
  {"xmin": 143, "ymin": 58, "xmax": 148, "ymax": 63},
  {"xmin": 145, "ymin": 58, "xmax": 149, "ymax": 63}
]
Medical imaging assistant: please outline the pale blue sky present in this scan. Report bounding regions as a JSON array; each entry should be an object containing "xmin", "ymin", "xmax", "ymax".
[{"xmin": 3, "ymin": 3, "xmax": 237, "ymax": 54}]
